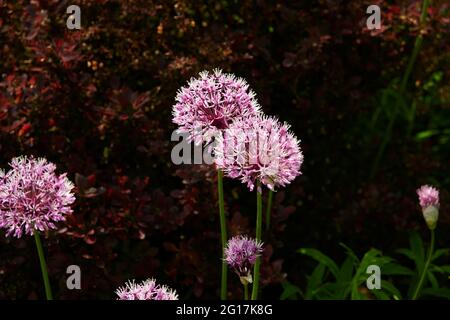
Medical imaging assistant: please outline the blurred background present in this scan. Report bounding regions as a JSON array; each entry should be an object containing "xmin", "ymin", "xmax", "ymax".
[{"xmin": 0, "ymin": 0, "xmax": 449, "ymax": 299}]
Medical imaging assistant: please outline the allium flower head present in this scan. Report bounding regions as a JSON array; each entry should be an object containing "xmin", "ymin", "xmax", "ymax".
[
  {"xmin": 172, "ymin": 69, "xmax": 261, "ymax": 145},
  {"xmin": 0, "ymin": 156, "xmax": 75, "ymax": 238},
  {"xmin": 225, "ymin": 235, "xmax": 263, "ymax": 284},
  {"xmin": 215, "ymin": 115, "xmax": 303, "ymax": 191},
  {"xmin": 417, "ymin": 185, "xmax": 440, "ymax": 209},
  {"xmin": 417, "ymin": 185, "xmax": 440, "ymax": 230},
  {"xmin": 116, "ymin": 279, "xmax": 178, "ymax": 300}
]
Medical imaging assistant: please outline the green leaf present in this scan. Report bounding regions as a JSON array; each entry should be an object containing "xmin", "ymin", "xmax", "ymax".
[
  {"xmin": 396, "ymin": 248, "xmax": 415, "ymax": 261},
  {"xmin": 427, "ymin": 271, "xmax": 439, "ymax": 289},
  {"xmin": 415, "ymin": 130, "xmax": 438, "ymax": 140},
  {"xmin": 280, "ymin": 281, "xmax": 302, "ymax": 300},
  {"xmin": 339, "ymin": 243, "xmax": 360, "ymax": 265},
  {"xmin": 434, "ymin": 265, "xmax": 450, "ymax": 274},
  {"xmin": 382, "ymin": 262, "xmax": 414, "ymax": 276},
  {"xmin": 381, "ymin": 280, "xmax": 402, "ymax": 300},
  {"xmin": 421, "ymin": 288, "xmax": 450, "ymax": 299},
  {"xmin": 429, "ymin": 265, "xmax": 445, "ymax": 273},
  {"xmin": 318, "ymin": 254, "xmax": 354, "ymax": 300},
  {"xmin": 371, "ymin": 289, "xmax": 391, "ymax": 300},
  {"xmin": 351, "ymin": 248, "xmax": 383, "ymax": 300},
  {"xmin": 380, "ymin": 87, "xmax": 403, "ymax": 118},
  {"xmin": 305, "ymin": 264, "xmax": 327, "ymax": 300},
  {"xmin": 409, "ymin": 232, "xmax": 425, "ymax": 272},
  {"xmin": 317, "ymin": 282, "xmax": 346, "ymax": 300},
  {"xmin": 298, "ymin": 248, "xmax": 339, "ymax": 277},
  {"xmin": 336, "ymin": 256, "xmax": 354, "ymax": 285},
  {"xmin": 432, "ymin": 248, "xmax": 449, "ymax": 261}
]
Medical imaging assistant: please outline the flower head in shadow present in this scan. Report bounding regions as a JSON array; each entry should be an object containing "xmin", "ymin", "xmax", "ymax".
[{"xmin": 225, "ymin": 235, "xmax": 263, "ymax": 285}]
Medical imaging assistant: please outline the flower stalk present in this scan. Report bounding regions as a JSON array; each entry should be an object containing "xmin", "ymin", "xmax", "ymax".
[
  {"xmin": 243, "ymin": 283, "xmax": 249, "ymax": 300},
  {"xmin": 265, "ymin": 189, "xmax": 274, "ymax": 231},
  {"xmin": 412, "ymin": 229, "xmax": 435, "ymax": 300},
  {"xmin": 34, "ymin": 232, "xmax": 53, "ymax": 300},
  {"xmin": 217, "ymin": 169, "xmax": 228, "ymax": 300},
  {"xmin": 412, "ymin": 184, "xmax": 440, "ymax": 299},
  {"xmin": 251, "ymin": 182, "xmax": 263, "ymax": 300}
]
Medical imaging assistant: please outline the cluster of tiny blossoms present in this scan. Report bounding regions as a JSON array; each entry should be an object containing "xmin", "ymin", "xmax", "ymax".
[
  {"xmin": 417, "ymin": 185, "xmax": 440, "ymax": 210},
  {"xmin": 116, "ymin": 279, "xmax": 178, "ymax": 300},
  {"xmin": 0, "ymin": 156, "xmax": 75, "ymax": 238},
  {"xmin": 173, "ymin": 69, "xmax": 303, "ymax": 191},
  {"xmin": 172, "ymin": 69, "xmax": 261, "ymax": 145},
  {"xmin": 225, "ymin": 235, "xmax": 263, "ymax": 283},
  {"xmin": 215, "ymin": 115, "xmax": 303, "ymax": 191}
]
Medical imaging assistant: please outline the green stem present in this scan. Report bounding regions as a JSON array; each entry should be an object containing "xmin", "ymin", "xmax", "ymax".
[
  {"xmin": 251, "ymin": 182, "xmax": 263, "ymax": 300},
  {"xmin": 265, "ymin": 189, "xmax": 274, "ymax": 232},
  {"xmin": 370, "ymin": 0, "xmax": 430, "ymax": 178},
  {"xmin": 243, "ymin": 283, "xmax": 249, "ymax": 300},
  {"xmin": 34, "ymin": 231, "xmax": 53, "ymax": 300},
  {"xmin": 217, "ymin": 170, "xmax": 228, "ymax": 300},
  {"xmin": 412, "ymin": 229, "xmax": 435, "ymax": 300},
  {"xmin": 401, "ymin": 0, "xmax": 429, "ymax": 92}
]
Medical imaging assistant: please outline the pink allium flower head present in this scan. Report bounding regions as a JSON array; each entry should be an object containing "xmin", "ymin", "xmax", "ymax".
[
  {"xmin": 172, "ymin": 69, "xmax": 261, "ymax": 145},
  {"xmin": 0, "ymin": 156, "xmax": 75, "ymax": 238},
  {"xmin": 417, "ymin": 185, "xmax": 440, "ymax": 230},
  {"xmin": 215, "ymin": 115, "xmax": 303, "ymax": 191},
  {"xmin": 417, "ymin": 185, "xmax": 440, "ymax": 209},
  {"xmin": 116, "ymin": 279, "xmax": 178, "ymax": 300},
  {"xmin": 153, "ymin": 285, "xmax": 179, "ymax": 300},
  {"xmin": 224, "ymin": 235, "xmax": 263, "ymax": 282}
]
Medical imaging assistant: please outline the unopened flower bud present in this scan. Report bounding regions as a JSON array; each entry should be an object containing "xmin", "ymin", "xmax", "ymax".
[{"xmin": 417, "ymin": 185, "xmax": 440, "ymax": 230}]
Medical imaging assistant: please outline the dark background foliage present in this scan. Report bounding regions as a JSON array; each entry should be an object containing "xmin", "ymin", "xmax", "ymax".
[{"xmin": 0, "ymin": 0, "xmax": 449, "ymax": 299}]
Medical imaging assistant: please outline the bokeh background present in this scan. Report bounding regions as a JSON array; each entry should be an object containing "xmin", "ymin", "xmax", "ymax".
[{"xmin": 0, "ymin": 0, "xmax": 449, "ymax": 299}]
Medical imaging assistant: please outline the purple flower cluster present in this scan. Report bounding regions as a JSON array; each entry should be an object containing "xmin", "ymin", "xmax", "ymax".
[
  {"xmin": 225, "ymin": 235, "xmax": 263, "ymax": 281},
  {"xmin": 0, "ymin": 156, "xmax": 75, "ymax": 238},
  {"xmin": 173, "ymin": 69, "xmax": 261, "ymax": 145},
  {"xmin": 172, "ymin": 69, "xmax": 303, "ymax": 191},
  {"xmin": 116, "ymin": 279, "xmax": 178, "ymax": 300},
  {"xmin": 417, "ymin": 185, "xmax": 440, "ymax": 210},
  {"xmin": 215, "ymin": 115, "xmax": 303, "ymax": 191}
]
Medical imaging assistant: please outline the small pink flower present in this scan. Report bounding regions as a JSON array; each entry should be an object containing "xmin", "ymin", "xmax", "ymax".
[
  {"xmin": 116, "ymin": 279, "xmax": 178, "ymax": 300},
  {"xmin": 416, "ymin": 185, "xmax": 440, "ymax": 230},
  {"xmin": 225, "ymin": 235, "xmax": 263, "ymax": 283},
  {"xmin": 417, "ymin": 185, "xmax": 439, "ymax": 209},
  {"xmin": 0, "ymin": 156, "xmax": 75, "ymax": 238}
]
